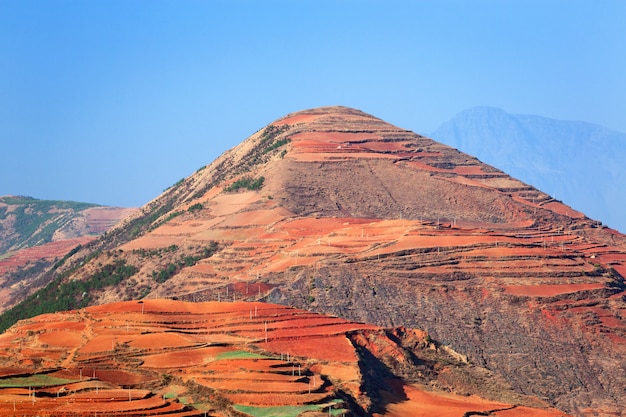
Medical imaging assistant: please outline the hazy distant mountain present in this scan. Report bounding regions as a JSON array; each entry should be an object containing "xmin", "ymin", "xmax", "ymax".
[{"xmin": 430, "ymin": 107, "xmax": 626, "ymax": 232}]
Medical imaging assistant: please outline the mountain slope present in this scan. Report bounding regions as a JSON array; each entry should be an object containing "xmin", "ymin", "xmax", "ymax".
[
  {"xmin": 1, "ymin": 106, "xmax": 625, "ymax": 416},
  {"xmin": 0, "ymin": 195, "xmax": 135, "ymax": 254},
  {"xmin": 0, "ymin": 195, "xmax": 137, "ymax": 314},
  {"xmin": 430, "ymin": 107, "xmax": 626, "ymax": 232}
]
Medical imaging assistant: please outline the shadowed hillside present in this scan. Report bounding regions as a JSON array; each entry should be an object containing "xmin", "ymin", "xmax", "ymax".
[{"xmin": 1, "ymin": 106, "xmax": 624, "ymax": 416}]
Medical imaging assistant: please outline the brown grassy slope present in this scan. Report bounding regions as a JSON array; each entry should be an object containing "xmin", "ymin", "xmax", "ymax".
[{"xmin": 16, "ymin": 106, "xmax": 626, "ymax": 416}]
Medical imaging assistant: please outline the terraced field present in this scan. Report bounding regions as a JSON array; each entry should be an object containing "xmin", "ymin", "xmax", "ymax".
[
  {"xmin": 0, "ymin": 300, "xmax": 570, "ymax": 416},
  {"xmin": 0, "ymin": 237, "xmax": 95, "ymax": 275}
]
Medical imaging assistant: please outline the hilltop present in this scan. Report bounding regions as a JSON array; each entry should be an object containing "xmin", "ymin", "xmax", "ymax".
[{"xmin": 1, "ymin": 106, "xmax": 624, "ymax": 416}]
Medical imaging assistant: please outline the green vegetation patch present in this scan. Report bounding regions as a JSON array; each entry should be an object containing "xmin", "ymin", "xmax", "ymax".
[
  {"xmin": 0, "ymin": 196, "xmax": 97, "ymax": 210},
  {"xmin": 164, "ymin": 391, "xmax": 178, "ymax": 399},
  {"xmin": 256, "ymin": 124, "xmax": 291, "ymax": 155},
  {"xmin": 237, "ymin": 124, "xmax": 291, "ymax": 171},
  {"xmin": 263, "ymin": 138, "xmax": 291, "ymax": 154},
  {"xmin": 0, "ymin": 374, "xmax": 77, "ymax": 388},
  {"xmin": 233, "ymin": 403, "xmax": 344, "ymax": 417},
  {"xmin": 127, "ymin": 203, "xmax": 176, "ymax": 238},
  {"xmin": 151, "ymin": 241, "xmax": 218, "ymax": 284},
  {"xmin": 187, "ymin": 203, "xmax": 203, "ymax": 212},
  {"xmin": 215, "ymin": 350, "xmax": 270, "ymax": 361},
  {"xmin": 133, "ymin": 244, "xmax": 179, "ymax": 259},
  {"xmin": 164, "ymin": 178, "xmax": 185, "ymax": 192},
  {"xmin": 224, "ymin": 176, "xmax": 265, "ymax": 193},
  {"xmin": 143, "ymin": 202, "xmax": 202, "ymax": 233},
  {"xmin": 0, "ymin": 256, "xmax": 137, "ymax": 332}
]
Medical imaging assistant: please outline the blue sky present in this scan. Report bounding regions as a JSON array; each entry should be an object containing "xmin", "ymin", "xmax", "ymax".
[{"xmin": 1, "ymin": 0, "xmax": 624, "ymax": 207}]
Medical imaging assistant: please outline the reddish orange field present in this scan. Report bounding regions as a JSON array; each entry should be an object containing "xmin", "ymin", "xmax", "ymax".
[
  {"xmin": 0, "ymin": 299, "xmax": 573, "ymax": 416},
  {"xmin": 0, "ymin": 236, "xmax": 95, "ymax": 275},
  {"xmin": 505, "ymin": 282, "xmax": 606, "ymax": 297},
  {"xmin": 375, "ymin": 380, "xmax": 568, "ymax": 417}
]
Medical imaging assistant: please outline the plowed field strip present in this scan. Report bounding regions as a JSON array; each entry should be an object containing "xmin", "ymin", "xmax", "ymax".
[
  {"xmin": 42, "ymin": 395, "xmax": 183, "ymax": 413},
  {"xmin": 265, "ymin": 323, "xmax": 377, "ymax": 339},
  {"xmin": 203, "ymin": 359, "xmax": 288, "ymax": 372},
  {"xmin": 225, "ymin": 391, "xmax": 331, "ymax": 406},
  {"xmin": 197, "ymin": 372, "xmax": 302, "ymax": 382},
  {"xmin": 198, "ymin": 379, "xmax": 312, "ymax": 393}
]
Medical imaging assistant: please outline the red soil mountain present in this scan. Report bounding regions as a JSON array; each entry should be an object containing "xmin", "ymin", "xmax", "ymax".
[
  {"xmin": 0, "ymin": 299, "xmax": 570, "ymax": 416},
  {"xmin": 2, "ymin": 106, "xmax": 625, "ymax": 416}
]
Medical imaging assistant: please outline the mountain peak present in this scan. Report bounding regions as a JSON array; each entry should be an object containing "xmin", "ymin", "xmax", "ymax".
[
  {"xmin": 272, "ymin": 105, "xmax": 393, "ymax": 133},
  {"xmin": 279, "ymin": 104, "xmax": 374, "ymax": 118}
]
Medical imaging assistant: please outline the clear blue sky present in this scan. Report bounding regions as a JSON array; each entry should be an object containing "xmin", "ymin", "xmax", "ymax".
[{"xmin": 1, "ymin": 0, "xmax": 624, "ymax": 207}]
